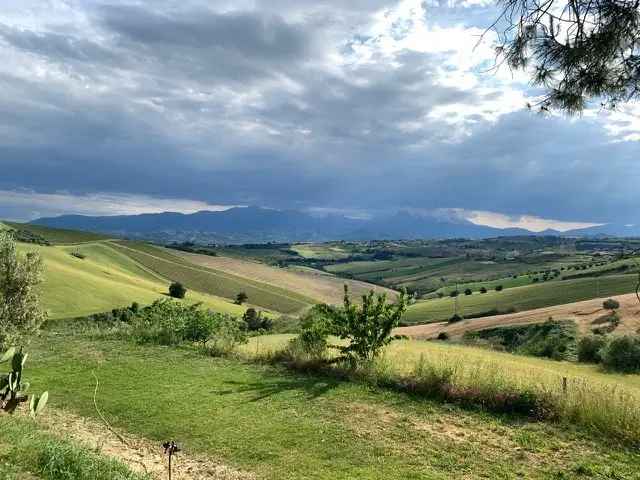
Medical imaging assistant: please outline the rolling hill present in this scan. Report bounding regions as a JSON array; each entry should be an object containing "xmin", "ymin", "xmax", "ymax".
[
  {"xmin": 173, "ymin": 249, "xmax": 397, "ymax": 305},
  {"xmin": 398, "ymin": 292, "xmax": 640, "ymax": 339},
  {"xmin": 18, "ymin": 241, "xmax": 248, "ymax": 320},
  {"xmin": 403, "ymin": 273, "xmax": 640, "ymax": 324}
]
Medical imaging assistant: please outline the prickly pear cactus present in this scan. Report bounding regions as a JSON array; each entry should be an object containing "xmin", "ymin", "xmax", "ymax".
[{"xmin": 0, "ymin": 347, "xmax": 48, "ymax": 416}]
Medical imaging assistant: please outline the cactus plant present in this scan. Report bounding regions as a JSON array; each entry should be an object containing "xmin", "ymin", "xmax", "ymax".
[{"xmin": 0, "ymin": 347, "xmax": 48, "ymax": 416}]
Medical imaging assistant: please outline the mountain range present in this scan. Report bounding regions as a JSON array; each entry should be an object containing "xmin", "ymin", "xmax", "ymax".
[{"xmin": 30, "ymin": 206, "xmax": 638, "ymax": 244}]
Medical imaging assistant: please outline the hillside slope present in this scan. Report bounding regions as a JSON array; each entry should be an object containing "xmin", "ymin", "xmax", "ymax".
[
  {"xmin": 109, "ymin": 241, "xmax": 317, "ymax": 314},
  {"xmin": 174, "ymin": 250, "xmax": 398, "ymax": 305},
  {"xmin": 403, "ymin": 273, "xmax": 640, "ymax": 324},
  {"xmin": 17, "ymin": 242, "xmax": 247, "ymax": 319},
  {"xmin": 397, "ymin": 292, "xmax": 640, "ymax": 339}
]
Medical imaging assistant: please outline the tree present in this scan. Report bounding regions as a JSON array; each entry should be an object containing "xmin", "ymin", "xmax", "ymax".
[
  {"xmin": 319, "ymin": 286, "xmax": 408, "ymax": 365},
  {"xmin": 235, "ymin": 291, "xmax": 248, "ymax": 305},
  {"xmin": 169, "ymin": 282, "xmax": 186, "ymax": 299},
  {"xmin": 464, "ymin": 288, "xmax": 473, "ymax": 295},
  {"xmin": 0, "ymin": 231, "xmax": 46, "ymax": 349},
  {"xmin": 495, "ymin": 285, "xmax": 504, "ymax": 291},
  {"xmin": 603, "ymin": 298, "xmax": 620, "ymax": 312},
  {"xmin": 490, "ymin": 0, "xmax": 640, "ymax": 112},
  {"xmin": 450, "ymin": 290, "xmax": 459, "ymax": 297},
  {"xmin": 243, "ymin": 308, "xmax": 272, "ymax": 331},
  {"xmin": 480, "ymin": 286, "xmax": 488, "ymax": 293}
]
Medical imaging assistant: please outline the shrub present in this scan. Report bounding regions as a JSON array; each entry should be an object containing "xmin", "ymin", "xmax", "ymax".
[
  {"xmin": 449, "ymin": 290, "xmax": 459, "ymax": 297},
  {"xmin": 480, "ymin": 287, "xmax": 487, "ymax": 293},
  {"xmin": 577, "ymin": 335, "xmax": 607, "ymax": 363},
  {"xmin": 464, "ymin": 288, "xmax": 472, "ymax": 296},
  {"xmin": 436, "ymin": 332, "xmax": 449, "ymax": 341},
  {"xmin": 601, "ymin": 336, "xmax": 640, "ymax": 372},
  {"xmin": 235, "ymin": 291, "xmax": 248, "ymax": 305},
  {"xmin": 243, "ymin": 308, "xmax": 272, "ymax": 332},
  {"xmin": 168, "ymin": 282, "xmax": 186, "ymax": 299},
  {"xmin": 603, "ymin": 298, "xmax": 620, "ymax": 312},
  {"xmin": 449, "ymin": 313, "xmax": 463, "ymax": 323},
  {"xmin": 318, "ymin": 286, "xmax": 407, "ymax": 365},
  {"xmin": 70, "ymin": 251, "xmax": 86, "ymax": 259},
  {"xmin": 0, "ymin": 231, "xmax": 46, "ymax": 349},
  {"xmin": 495, "ymin": 285, "xmax": 503, "ymax": 291}
]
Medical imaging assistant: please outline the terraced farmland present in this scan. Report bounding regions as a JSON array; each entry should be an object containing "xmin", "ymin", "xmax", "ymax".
[
  {"xmin": 403, "ymin": 273, "xmax": 640, "ymax": 324},
  {"xmin": 110, "ymin": 241, "xmax": 316, "ymax": 313},
  {"xmin": 174, "ymin": 250, "xmax": 397, "ymax": 305}
]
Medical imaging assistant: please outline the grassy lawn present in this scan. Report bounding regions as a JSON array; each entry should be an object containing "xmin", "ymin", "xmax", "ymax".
[
  {"xmin": 404, "ymin": 273, "xmax": 640, "ymax": 324},
  {"xmin": 17, "ymin": 242, "xmax": 247, "ymax": 319},
  {"xmin": 19, "ymin": 330, "xmax": 640, "ymax": 479},
  {"xmin": 110, "ymin": 241, "xmax": 315, "ymax": 314}
]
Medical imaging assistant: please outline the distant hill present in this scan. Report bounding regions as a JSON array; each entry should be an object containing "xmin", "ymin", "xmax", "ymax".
[{"xmin": 30, "ymin": 206, "xmax": 629, "ymax": 244}]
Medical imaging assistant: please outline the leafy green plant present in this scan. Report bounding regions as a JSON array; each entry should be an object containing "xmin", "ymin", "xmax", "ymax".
[
  {"xmin": 601, "ymin": 336, "xmax": 640, "ymax": 373},
  {"xmin": 577, "ymin": 335, "xmax": 607, "ymax": 363},
  {"xmin": 318, "ymin": 286, "xmax": 407, "ymax": 365},
  {"xmin": 0, "ymin": 347, "xmax": 48, "ymax": 416},
  {"xmin": 168, "ymin": 282, "xmax": 186, "ymax": 299},
  {"xmin": 603, "ymin": 298, "xmax": 620, "ymax": 313},
  {"xmin": 0, "ymin": 230, "xmax": 46, "ymax": 350}
]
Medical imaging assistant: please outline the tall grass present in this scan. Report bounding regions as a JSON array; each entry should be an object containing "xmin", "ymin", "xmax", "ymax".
[{"xmin": 246, "ymin": 335, "xmax": 640, "ymax": 444}]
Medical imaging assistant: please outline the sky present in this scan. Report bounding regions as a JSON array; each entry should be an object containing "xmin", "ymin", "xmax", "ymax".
[{"xmin": 0, "ymin": 0, "xmax": 638, "ymax": 231}]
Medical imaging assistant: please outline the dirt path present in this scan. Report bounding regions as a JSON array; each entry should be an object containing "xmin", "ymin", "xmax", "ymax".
[
  {"xmin": 38, "ymin": 409, "xmax": 254, "ymax": 480},
  {"xmin": 396, "ymin": 292, "xmax": 640, "ymax": 339}
]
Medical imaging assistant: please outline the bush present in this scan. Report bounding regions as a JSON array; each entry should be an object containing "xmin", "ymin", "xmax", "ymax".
[
  {"xmin": 449, "ymin": 290, "xmax": 459, "ymax": 297},
  {"xmin": 577, "ymin": 335, "xmax": 607, "ymax": 363},
  {"xmin": 603, "ymin": 298, "xmax": 620, "ymax": 312},
  {"xmin": 168, "ymin": 282, "xmax": 186, "ymax": 299},
  {"xmin": 464, "ymin": 288, "xmax": 472, "ymax": 295},
  {"xmin": 317, "ymin": 286, "xmax": 407, "ymax": 365},
  {"xmin": 495, "ymin": 285, "xmax": 503, "ymax": 291},
  {"xmin": 235, "ymin": 291, "xmax": 248, "ymax": 305},
  {"xmin": 243, "ymin": 308, "xmax": 272, "ymax": 332},
  {"xmin": 449, "ymin": 313, "xmax": 463, "ymax": 323},
  {"xmin": 601, "ymin": 335, "xmax": 640, "ymax": 372},
  {"xmin": 130, "ymin": 299, "xmax": 247, "ymax": 352},
  {"xmin": 436, "ymin": 332, "xmax": 449, "ymax": 341},
  {"xmin": 480, "ymin": 287, "xmax": 487, "ymax": 293}
]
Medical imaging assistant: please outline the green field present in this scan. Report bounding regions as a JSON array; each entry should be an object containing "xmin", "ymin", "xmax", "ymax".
[
  {"xmin": 6, "ymin": 221, "xmax": 111, "ymax": 244},
  {"xmin": 110, "ymin": 241, "xmax": 316, "ymax": 314},
  {"xmin": 20, "ymin": 329, "xmax": 640, "ymax": 479},
  {"xmin": 291, "ymin": 243, "xmax": 351, "ymax": 260},
  {"xmin": 404, "ymin": 273, "xmax": 640, "ymax": 324},
  {"xmin": 17, "ymin": 242, "xmax": 247, "ymax": 320}
]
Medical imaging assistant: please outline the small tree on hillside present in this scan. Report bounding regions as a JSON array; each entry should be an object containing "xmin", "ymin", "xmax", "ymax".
[
  {"xmin": 169, "ymin": 282, "xmax": 186, "ymax": 299},
  {"xmin": 603, "ymin": 298, "xmax": 620, "ymax": 313},
  {"xmin": 464, "ymin": 288, "xmax": 472, "ymax": 296},
  {"xmin": 318, "ymin": 285, "xmax": 407, "ymax": 365},
  {"xmin": 235, "ymin": 291, "xmax": 248, "ymax": 305},
  {"xmin": 0, "ymin": 231, "xmax": 46, "ymax": 349},
  {"xmin": 495, "ymin": 285, "xmax": 504, "ymax": 292}
]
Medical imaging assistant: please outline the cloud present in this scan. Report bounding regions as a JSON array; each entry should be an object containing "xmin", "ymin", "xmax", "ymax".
[
  {"xmin": 0, "ymin": 0, "xmax": 637, "ymax": 225},
  {"xmin": 464, "ymin": 210, "xmax": 603, "ymax": 232}
]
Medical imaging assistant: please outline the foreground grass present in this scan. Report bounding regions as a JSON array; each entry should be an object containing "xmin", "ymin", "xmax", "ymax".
[
  {"xmin": 404, "ymin": 274, "xmax": 639, "ymax": 324},
  {"xmin": 23, "ymin": 330, "xmax": 640, "ymax": 479},
  {"xmin": 0, "ymin": 415, "xmax": 148, "ymax": 480}
]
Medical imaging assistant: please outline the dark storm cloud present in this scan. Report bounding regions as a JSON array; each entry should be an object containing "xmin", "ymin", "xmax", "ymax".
[{"xmin": 0, "ymin": 0, "xmax": 637, "ymax": 224}]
